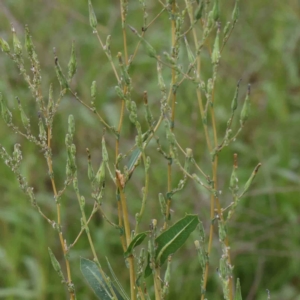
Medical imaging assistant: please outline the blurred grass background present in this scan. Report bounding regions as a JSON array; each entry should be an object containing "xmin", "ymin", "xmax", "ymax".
[{"xmin": 0, "ymin": 0, "xmax": 300, "ymax": 299}]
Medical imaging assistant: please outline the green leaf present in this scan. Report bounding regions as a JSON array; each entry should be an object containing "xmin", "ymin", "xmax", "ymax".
[
  {"xmin": 127, "ymin": 148, "xmax": 141, "ymax": 172},
  {"xmin": 124, "ymin": 232, "xmax": 148, "ymax": 258},
  {"xmin": 144, "ymin": 215, "xmax": 200, "ymax": 278},
  {"xmin": 155, "ymin": 214, "xmax": 200, "ymax": 265},
  {"xmin": 155, "ymin": 215, "xmax": 200, "ymax": 265},
  {"xmin": 80, "ymin": 258, "xmax": 123, "ymax": 300}
]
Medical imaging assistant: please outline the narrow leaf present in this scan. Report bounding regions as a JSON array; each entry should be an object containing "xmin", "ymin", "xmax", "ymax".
[
  {"xmin": 80, "ymin": 258, "xmax": 123, "ymax": 300},
  {"xmin": 155, "ymin": 214, "xmax": 200, "ymax": 265},
  {"xmin": 124, "ymin": 232, "xmax": 149, "ymax": 258}
]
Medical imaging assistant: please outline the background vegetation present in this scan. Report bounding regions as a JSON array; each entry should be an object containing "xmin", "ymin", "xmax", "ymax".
[{"xmin": 0, "ymin": 0, "xmax": 300, "ymax": 299}]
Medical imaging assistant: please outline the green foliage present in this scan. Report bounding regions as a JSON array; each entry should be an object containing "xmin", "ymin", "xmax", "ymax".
[{"xmin": 0, "ymin": 0, "xmax": 299, "ymax": 300}]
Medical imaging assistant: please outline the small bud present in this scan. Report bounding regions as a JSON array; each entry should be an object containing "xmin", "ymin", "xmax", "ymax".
[
  {"xmin": 102, "ymin": 136, "xmax": 108, "ymax": 162},
  {"xmin": 89, "ymin": 81, "xmax": 96, "ymax": 100},
  {"xmin": 231, "ymin": 79, "xmax": 241, "ymax": 112},
  {"xmin": 55, "ymin": 56, "xmax": 69, "ymax": 89},
  {"xmin": 12, "ymin": 26, "xmax": 22, "ymax": 55},
  {"xmin": 211, "ymin": 28, "xmax": 220, "ymax": 65},
  {"xmin": 16, "ymin": 97, "xmax": 30, "ymax": 129},
  {"xmin": 240, "ymin": 84, "xmax": 251, "ymax": 126},
  {"xmin": 232, "ymin": 0, "xmax": 240, "ymax": 23},
  {"xmin": 86, "ymin": 148, "xmax": 95, "ymax": 181},
  {"xmin": 239, "ymin": 163, "xmax": 261, "ymax": 198},
  {"xmin": 37, "ymin": 113, "xmax": 46, "ymax": 142},
  {"xmin": 0, "ymin": 37, "xmax": 10, "ymax": 53},
  {"xmin": 68, "ymin": 41, "xmax": 77, "ymax": 81},
  {"xmin": 88, "ymin": 0, "xmax": 98, "ymax": 30}
]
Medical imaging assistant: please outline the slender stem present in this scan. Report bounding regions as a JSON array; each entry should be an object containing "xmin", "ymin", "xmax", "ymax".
[
  {"xmin": 46, "ymin": 126, "xmax": 75, "ymax": 300},
  {"xmin": 164, "ymin": 0, "xmax": 177, "ymax": 230},
  {"xmin": 116, "ymin": 172, "xmax": 136, "ymax": 300}
]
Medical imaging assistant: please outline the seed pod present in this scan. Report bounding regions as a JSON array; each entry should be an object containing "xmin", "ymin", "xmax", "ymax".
[
  {"xmin": 17, "ymin": 97, "xmax": 30, "ymax": 129},
  {"xmin": 240, "ymin": 84, "xmax": 251, "ymax": 126},
  {"xmin": 68, "ymin": 41, "xmax": 77, "ymax": 81},
  {"xmin": 102, "ymin": 136, "xmax": 108, "ymax": 162},
  {"xmin": 88, "ymin": 0, "xmax": 98, "ymax": 30},
  {"xmin": 86, "ymin": 148, "xmax": 95, "ymax": 181},
  {"xmin": 55, "ymin": 57, "xmax": 69, "ymax": 89},
  {"xmin": 211, "ymin": 29, "xmax": 220, "ymax": 65},
  {"xmin": 232, "ymin": 0, "xmax": 240, "ymax": 23},
  {"xmin": 212, "ymin": 0, "xmax": 220, "ymax": 21},
  {"xmin": 231, "ymin": 79, "xmax": 241, "ymax": 112},
  {"xmin": 12, "ymin": 26, "xmax": 22, "ymax": 55}
]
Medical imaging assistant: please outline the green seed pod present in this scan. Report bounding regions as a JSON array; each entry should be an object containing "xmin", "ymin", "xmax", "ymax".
[
  {"xmin": 194, "ymin": 0, "xmax": 204, "ymax": 20},
  {"xmin": 102, "ymin": 137, "xmax": 108, "ymax": 162},
  {"xmin": 68, "ymin": 41, "xmax": 77, "ymax": 81},
  {"xmin": 211, "ymin": 29, "xmax": 220, "ymax": 65},
  {"xmin": 68, "ymin": 115, "xmax": 75, "ymax": 138},
  {"xmin": 17, "ymin": 98, "xmax": 30, "ymax": 129},
  {"xmin": 12, "ymin": 27, "xmax": 22, "ymax": 55},
  {"xmin": 48, "ymin": 247, "xmax": 65, "ymax": 277},
  {"xmin": 55, "ymin": 57, "xmax": 69, "ymax": 89},
  {"xmin": 231, "ymin": 79, "xmax": 241, "ymax": 112},
  {"xmin": 240, "ymin": 84, "xmax": 251, "ymax": 126},
  {"xmin": 86, "ymin": 148, "xmax": 95, "ymax": 181},
  {"xmin": 88, "ymin": 0, "xmax": 98, "ymax": 30},
  {"xmin": 38, "ymin": 113, "xmax": 47, "ymax": 142},
  {"xmin": 0, "ymin": 37, "xmax": 10, "ymax": 53},
  {"xmin": 232, "ymin": 0, "xmax": 240, "ymax": 23},
  {"xmin": 212, "ymin": 0, "xmax": 220, "ymax": 21},
  {"xmin": 239, "ymin": 163, "xmax": 261, "ymax": 198}
]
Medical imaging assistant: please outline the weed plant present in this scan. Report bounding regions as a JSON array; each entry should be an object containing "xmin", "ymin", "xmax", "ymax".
[{"xmin": 0, "ymin": 0, "xmax": 265, "ymax": 299}]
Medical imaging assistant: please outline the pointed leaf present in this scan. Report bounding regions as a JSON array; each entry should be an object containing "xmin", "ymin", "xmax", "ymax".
[
  {"xmin": 124, "ymin": 231, "xmax": 149, "ymax": 258},
  {"xmin": 155, "ymin": 214, "xmax": 200, "ymax": 265},
  {"xmin": 80, "ymin": 258, "xmax": 123, "ymax": 300},
  {"xmin": 234, "ymin": 278, "xmax": 242, "ymax": 300}
]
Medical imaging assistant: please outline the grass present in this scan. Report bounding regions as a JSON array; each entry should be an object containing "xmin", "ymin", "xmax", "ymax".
[{"xmin": 0, "ymin": 0, "xmax": 300, "ymax": 299}]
